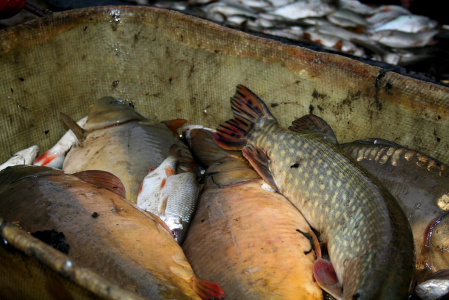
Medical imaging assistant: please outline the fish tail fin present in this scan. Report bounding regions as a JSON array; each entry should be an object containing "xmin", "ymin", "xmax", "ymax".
[
  {"xmin": 60, "ymin": 113, "xmax": 87, "ymax": 146},
  {"xmin": 191, "ymin": 275, "xmax": 226, "ymax": 300},
  {"xmin": 213, "ymin": 85, "xmax": 276, "ymax": 150}
]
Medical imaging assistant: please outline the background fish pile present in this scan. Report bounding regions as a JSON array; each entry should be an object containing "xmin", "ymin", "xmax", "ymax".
[
  {"xmin": 150, "ymin": 0, "xmax": 445, "ymax": 77},
  {"xmin": 1, "ymin": 0, "xmax": 448, "ymax": 84}
]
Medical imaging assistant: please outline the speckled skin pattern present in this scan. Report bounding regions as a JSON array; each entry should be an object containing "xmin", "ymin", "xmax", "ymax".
[{"xmin": 214, "ymin": 86, "xmax": 415, "ymax": 300}]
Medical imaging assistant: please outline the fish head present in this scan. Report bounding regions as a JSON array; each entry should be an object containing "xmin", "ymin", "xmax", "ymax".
[
  {"xmin": 162, "ymin": 215, "xmax": 185, "ymax": 244},
  {"xmin": 83, "ymin": 96, "xmax": 145, "ymax": 131}
]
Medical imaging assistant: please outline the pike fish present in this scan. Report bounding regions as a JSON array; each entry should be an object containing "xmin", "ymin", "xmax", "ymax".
[
  {"xmin": 0, "ymin": 165, "xmax": 225, "ymax": 300},
  {"xmin": 183, "ymin": 127, "xmax": 323, "ymax": 300},
  {"xmin": 61, "ymin": 96, "xmax": 192, "ymax": 203},
  {"xmin": 340, "ymin": 139, "xmax": 449, "ymax": 272},
  {"xmin": 213, "ymin": 85, "xmax": 414, "ymax": 300}
]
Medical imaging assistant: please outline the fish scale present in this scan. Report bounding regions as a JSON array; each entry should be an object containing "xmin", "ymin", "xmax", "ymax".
[{"xmin": 213, "ymin": 85, "xmax": 414, "ymax": 300}]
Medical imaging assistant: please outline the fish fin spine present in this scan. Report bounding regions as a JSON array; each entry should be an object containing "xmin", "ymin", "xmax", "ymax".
[
  {"xmin": 60, "ymin": 112, "xmax": 87, "ymax": 146},
  {"xmin": 213, "ymin": 85, "xmax": 276, "ymax": 150},
  {"xmin": 190, "ymin": 275, "xmax": 226, "ymax": 300}
]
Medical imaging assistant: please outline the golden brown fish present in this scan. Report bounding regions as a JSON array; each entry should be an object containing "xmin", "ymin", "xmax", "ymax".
[
  {"xmin": 0, "ymin": 165, "xmax": 225, "ymax": 300},
  {"xmin": 61, "ymin": 96, "xmax": 192, "ymax": 203},
  {"xmin": 182, "ymin": 127, "xmax": 323, "ymax": 300},
  {"xmin": 213, "ymin": 85, "xmax": 414, "ymax": 300},
  {"xmin": 0, "ymin": 217, "xmax": 147, "ymax": 300}
]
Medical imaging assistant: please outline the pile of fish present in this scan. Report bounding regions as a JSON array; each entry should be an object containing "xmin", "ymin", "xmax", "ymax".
[
  {"xmin": 1, "ymin": 85, "xmax": 449, "ymax": 299},
  {"xmin": 150, "ymin": 0, "xmax": 442, "ymax": 66}
]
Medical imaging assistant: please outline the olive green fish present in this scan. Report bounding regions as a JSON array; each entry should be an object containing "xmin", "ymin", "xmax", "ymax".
[
  {"xmin": 61, "ymin": 96, "xmax": 192, "ymax": 203},
  {"xmin": 213, "ymin": 85, "xmax": 415, "ymax": 300}
]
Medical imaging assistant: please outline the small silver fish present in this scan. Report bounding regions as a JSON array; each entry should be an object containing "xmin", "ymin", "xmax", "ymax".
[
  {"xmin": 327, "ymin": 9, "xmax": 369, "ymax": 27},
  {"xmin": 369, "ymin": 15, "xmax": 437, "ymax": 33},
  {"xmin": 369, "ymin": 29, "xmax": 439, "ymax": 48},
  {"xmin": 137, "ymin": 156, "xmax": 200, "ymax": 244},
  {"xmin": 0, "ymin": 145, "xmax": 39, "ymax": 171},
  {"xmin": 34, "ymin": 116, "xmax": 87, "ymax": 169},
  {"xmin": 338, "ymin": 0, "xmax": 375, "ymax": 15},
  {"xmin": 366, "ymin": 10, "xmax": 410, "ymax": 27},
  {"xmin": 270, "ymin": 1, "xmax": 335, "ymax": 20}
]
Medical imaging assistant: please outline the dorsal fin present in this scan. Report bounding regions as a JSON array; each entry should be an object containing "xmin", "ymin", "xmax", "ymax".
[
  {"xmin": 60, "ymin": 113, "xmax": 87, "ymax": 146},
  {"xmin": 162, "ymin": 119, "xmax": 187, "ymax": 135},
  {"xmin": 73, "ymin": 170, "xmax": 126, "ymax": 198},
  {"xmin": 288, "ymin": 114, "xmax": 338, "ymax": 145}
]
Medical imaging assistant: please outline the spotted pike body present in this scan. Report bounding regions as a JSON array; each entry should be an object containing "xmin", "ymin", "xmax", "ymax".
[{"xmin": 213, "ymin": 85, "xmax": 414, "ymax": 300}]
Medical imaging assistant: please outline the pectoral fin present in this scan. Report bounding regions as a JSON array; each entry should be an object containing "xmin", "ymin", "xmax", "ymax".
[
  {"xmin": 313, "ymin": 258, "xmax": 343, "ymax": 300},
  {"xmin": 162, "ymin": 119, "xmax": 187, "ymax": 135},
  {"xmin": 242, "ymin": 144, "xmax": 279, "ymax": 192},
  {"xmin": 73, "ymin": 170, "xmax": 126, "ymax": 198}
]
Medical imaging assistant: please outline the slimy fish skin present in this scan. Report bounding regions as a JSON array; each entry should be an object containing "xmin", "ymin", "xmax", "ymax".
[
  {"xmin": 61, "ymin": 96, "xmax": 192, "ymax": 203},
  {"xmin": 341, "ymin": 139, "xmax": 449, "ymax": 272},
  {"xmin": 0, "ymin": 165, "xmax": 225, "ymax": 300},
  {"xmin": 213, "ymin": 85, "xmax": 414, "ymax": 300},
  {"xmin": 183, "ymin": 127, "xmax": 323, "ymax": 300}
]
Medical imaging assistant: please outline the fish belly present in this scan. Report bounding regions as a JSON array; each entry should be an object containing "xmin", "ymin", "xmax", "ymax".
[{"xmin": 183, "ymin": 179, "xmax": 323, "ymax": 300}]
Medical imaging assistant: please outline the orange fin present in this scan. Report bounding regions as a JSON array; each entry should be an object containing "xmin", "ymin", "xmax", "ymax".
[
  {"xmin": 162, "ymin": 119, "xmax": 187, "ymax": 135},
  {"xmin": 190, "ymin": 275, "xmax": 226, "ymax": 300},
  {"xmin": 73, "ymin": 170, "xmax": 126, "ymax": 198},
  {"xmin": 60, "ymin": 112, "xmax": 87, "ymax": 146},
  {"xmin": 213, "ymin": 85, "xmax": 276, "ymax": 151},
  {"xmin": 313, "ymin": 258, "xmax": 343, "ymax": 300},
  {"xmin": 34, "ymin": 150, "xmax": 57, "ymax": 166},
  {"xmin": 165, "ymin": 167, "xmax": 177, "ymax": 176},
  {"xmin": 288, "ymin": 114, "xmax": 338, "ymax": 145},
  {"xmin": 242, "ymin": 144, "xmax": 279, "ymax": 192}
]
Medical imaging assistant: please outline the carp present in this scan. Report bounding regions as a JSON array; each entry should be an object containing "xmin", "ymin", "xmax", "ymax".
[
  {"xmin": 182, "ymin": 127, "xmax": 323, "ymax": 300},
  {"xmin": 61, "ymin": 96, "xmax": 192, "ymax": 203},
  {"xmin": 213, "ymin": 85, "xmax": 415, "ymax": 300},
  {"xmin": 0, "ymin": 165, "xmax": 225, "ymax": 300}
]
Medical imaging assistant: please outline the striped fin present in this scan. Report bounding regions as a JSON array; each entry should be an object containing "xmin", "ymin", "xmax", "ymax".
[
  {"xmin": 213, "ymin": 85, "xmax": 276, "ymax": 150},
  {"xmin": 242, "ymin": 144, "xmax": 278, "ymax": 192},
  {"xmin": 289, "ymin": 114, "xmax": 338, "ymax": 145}
]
